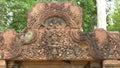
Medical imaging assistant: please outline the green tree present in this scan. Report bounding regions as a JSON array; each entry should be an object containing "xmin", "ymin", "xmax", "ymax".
[
  {"xmin": 0, "ymin": 0, "xmax": 7, "ymax": 31},
  {"xmin": 107, "ymin": 0, "xmax": 120, "ymax": 32},
  {"xmin": 0, "ymin": 0, "xmax": 37, "ymax": 32},
  {"xmin": 77, "ymin": 0, "xmax": 97, "ymax": 32}
]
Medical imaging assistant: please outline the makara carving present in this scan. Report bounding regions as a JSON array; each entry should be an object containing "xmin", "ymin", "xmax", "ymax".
[{"xmin": 0, "ymin": 2, "xmax": 120, "ymax": 60}]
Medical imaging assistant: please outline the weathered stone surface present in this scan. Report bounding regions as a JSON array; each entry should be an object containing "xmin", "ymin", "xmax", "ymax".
[
  {"xmin": 18, "ymin": 29, "xmax": 92, "ymax": 60},
  {"xmin": 93, "ymin": 29, "xmax": 120, "ymax": 59},
  {"xmin": 0, "ymin": 30, "xmax": 21, "ymax": 59},
  {"xmin": 7, "ymin": 61, "xmax": 88, "ymax": 68},
  {"xmin": 0, "ymin": 2, "xmax": 120, "ymax": 61}
]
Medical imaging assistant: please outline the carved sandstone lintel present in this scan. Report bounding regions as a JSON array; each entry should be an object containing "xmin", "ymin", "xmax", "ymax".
[{"xmin": 0, "ymin": 2, "xmax": 120, "ymax": 60}]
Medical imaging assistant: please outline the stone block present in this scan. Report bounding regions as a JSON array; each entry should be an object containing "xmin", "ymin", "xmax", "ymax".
[
  {"xmin": 0, "ymin": 60, "xmax": 6, "ymax": 68},
  {"xmin": 103, "ymin": 60, "xmax": 120, "ymax": 68}
]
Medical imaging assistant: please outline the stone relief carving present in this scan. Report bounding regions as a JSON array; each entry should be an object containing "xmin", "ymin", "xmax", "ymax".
[
  {"xmin": 0, "ymin": 30, "xmax": 21, "ymax": 59},
  {"xmin": 0, "ymin": 2, "xmax": 120, "ymax": 60}
]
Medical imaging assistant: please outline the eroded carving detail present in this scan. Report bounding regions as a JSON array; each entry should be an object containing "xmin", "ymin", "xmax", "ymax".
[
  {"xmin": 19, "ymin": 29, "xmax": 91, "ymax": 60},
  {"xmin": 0, "ymin": 30, "xmax": 21, "ymax": 59}
]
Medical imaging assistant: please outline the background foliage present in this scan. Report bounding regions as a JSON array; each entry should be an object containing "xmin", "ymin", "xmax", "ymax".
[
  {"xmin": 0, "ymin": 0, "xmax": 96, "ymax": 32},
  {"xmin": 107, "ymin": 0, "xmax": 120, "ymax": 32},
  {"xmin": 1, "ymin": 0, "xmax": 119, "ymax": 32},
  {"xmin": 77, "ymin": 0, "xmax": 97, "ymax": 32},
  {"xmin": 0, "ymin": 0, "xmax": 36, "ymax": 32}
]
